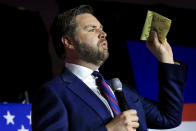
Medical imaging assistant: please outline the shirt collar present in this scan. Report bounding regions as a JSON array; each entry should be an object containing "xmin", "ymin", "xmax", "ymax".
[{"xmin": 65, "ymin": 63, "xmax": 96, "ymax": 81}]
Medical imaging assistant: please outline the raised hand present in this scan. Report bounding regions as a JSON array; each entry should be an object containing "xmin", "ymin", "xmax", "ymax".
[{"xmin": 146, "ymin": 30, "xmax": 174, "ymax": 64}]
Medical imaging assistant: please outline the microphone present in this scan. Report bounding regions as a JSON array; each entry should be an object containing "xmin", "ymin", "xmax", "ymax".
[{"xmin": 111, "ymin": 78, "xmax": 128, "ymax": 112}]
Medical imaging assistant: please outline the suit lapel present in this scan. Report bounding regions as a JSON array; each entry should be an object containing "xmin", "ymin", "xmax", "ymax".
[{"xmin": 61, "ymin": 68, "xmax": 112, "ymax": 122}]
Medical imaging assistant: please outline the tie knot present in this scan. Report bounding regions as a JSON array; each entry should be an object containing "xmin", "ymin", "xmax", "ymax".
[{"xmin": 92, "ymin": 71, "xmax": 102, "ymax": 78}]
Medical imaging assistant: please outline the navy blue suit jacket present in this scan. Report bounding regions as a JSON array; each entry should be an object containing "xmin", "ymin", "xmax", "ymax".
[{"xmin": 32, "ymin": 62, "xmax": 187, "ymax": 131}]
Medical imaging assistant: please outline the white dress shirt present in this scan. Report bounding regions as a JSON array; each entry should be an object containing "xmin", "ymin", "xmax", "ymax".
[{"xmin": 65, "ymin": 63, "xmax": 114, "ymax": 117}]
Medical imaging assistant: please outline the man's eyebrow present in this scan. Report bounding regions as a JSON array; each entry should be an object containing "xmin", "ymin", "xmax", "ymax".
[{"xmin": 84, "ymin": 24, "xmax": 103, "ymax": 29}]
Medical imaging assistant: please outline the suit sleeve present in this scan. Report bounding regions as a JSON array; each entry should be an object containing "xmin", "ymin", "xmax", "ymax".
[
  {"xmin": 32, "ymin": 86, "xmax": 69, "ymax": 131},
  {"xmin": 141, "ymin": 62, "xmax": 188, "ymax": 129}
]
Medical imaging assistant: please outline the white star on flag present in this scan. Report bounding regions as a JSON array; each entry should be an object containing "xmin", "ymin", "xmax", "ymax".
[
  {"xmin": 18, "ymin": 125, "xmax": 29, "ymax": 131},
  {"xmin": 26, "ymin": 112, "xmax": 31, "ymax": 125},
  {"xmin": 3, "ymin": 110, "xmax": 15, "ymax": 125}
]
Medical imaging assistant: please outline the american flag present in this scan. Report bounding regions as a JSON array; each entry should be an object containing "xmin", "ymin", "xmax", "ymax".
[{"xmin": 0, "ymin": 103, "xmax": 31, "ymax": 131}]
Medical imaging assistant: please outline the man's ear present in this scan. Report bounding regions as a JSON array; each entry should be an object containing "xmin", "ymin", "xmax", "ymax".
[{"xmin": 61, "ymin": 35, "xmax": 75, "ymax": 49}]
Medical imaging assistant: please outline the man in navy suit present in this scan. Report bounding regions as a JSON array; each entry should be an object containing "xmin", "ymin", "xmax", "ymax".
[{"xmin": 32, "ymin": 5, "xmax": 187, "ymax": 131}]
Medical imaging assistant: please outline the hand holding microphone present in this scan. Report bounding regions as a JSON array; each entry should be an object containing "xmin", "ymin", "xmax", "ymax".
[{"xmin": 106, "ymin": 78, "xmax": 139, "ymax": 131}]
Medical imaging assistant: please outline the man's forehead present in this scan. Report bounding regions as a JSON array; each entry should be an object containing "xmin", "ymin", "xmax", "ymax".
[{"xmin": 75, "ymin": 13, "xmax": 102, "ymax": 27}]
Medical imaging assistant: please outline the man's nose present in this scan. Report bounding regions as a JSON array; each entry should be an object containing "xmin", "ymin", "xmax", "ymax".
[{"xmin": 98, "ymin": 30, "xmax": 106, "ymax": 39}]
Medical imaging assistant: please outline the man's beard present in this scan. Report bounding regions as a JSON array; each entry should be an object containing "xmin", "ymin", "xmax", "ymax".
[{"xmin": 74, "ymin": 39, "xmax": 109, "ymax": 66}]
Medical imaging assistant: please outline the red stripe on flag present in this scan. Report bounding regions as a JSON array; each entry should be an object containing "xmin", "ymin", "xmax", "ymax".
[{"xmin": 182, "ymin": 103, "xmax": 196, "ymax": 121}]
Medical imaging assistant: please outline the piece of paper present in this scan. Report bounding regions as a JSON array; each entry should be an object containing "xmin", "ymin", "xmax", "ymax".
[{"xmin": 140, "ymin": 10, "xmax": 172, "ymax": 44}]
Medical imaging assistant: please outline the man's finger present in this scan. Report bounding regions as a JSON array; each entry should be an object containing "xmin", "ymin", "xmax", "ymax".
[
  {"xmin": 122, "ymin": 109, "xmax": 137, "ymax": 115},
  {"xmin": 131, "ymin": 122, "xmax": 139, "ymax": 128},
  {"xmin": 151, "ymin": 30, "xmax": 160, "ymax": 45},
  {"xmin": 131, "ymin": 115, "xmax": 139, "ymax": 122}
]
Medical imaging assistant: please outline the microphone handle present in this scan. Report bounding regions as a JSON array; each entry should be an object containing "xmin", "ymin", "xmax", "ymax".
[{"xmin": 114, "ymin": 90, "xmax": 128, "ymax": 112}]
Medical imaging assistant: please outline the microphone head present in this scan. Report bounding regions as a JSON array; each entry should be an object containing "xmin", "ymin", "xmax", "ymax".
[{"xmin": 111, "ymin": 78, "xmax": 122, "ymax": 91}]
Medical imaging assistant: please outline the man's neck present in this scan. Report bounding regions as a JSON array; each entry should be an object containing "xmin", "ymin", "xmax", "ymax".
[{"xmin": 65, "ymin": 59, "xmax": 100, "ymax": 71}]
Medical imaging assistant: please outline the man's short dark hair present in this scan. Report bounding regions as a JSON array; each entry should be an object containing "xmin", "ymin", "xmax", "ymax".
[{"xmin": 50, "ymin": 5, "xmax": 93, "ymax": 59}]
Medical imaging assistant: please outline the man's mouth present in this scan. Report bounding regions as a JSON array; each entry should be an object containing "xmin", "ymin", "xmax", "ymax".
[
  {"xmin": 101, "ymin": 41, "xmax": 107, "ymax": 48},
  {"xmin": 99, "ymin": 39, "xmax": 108, "ymax": 49}
]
